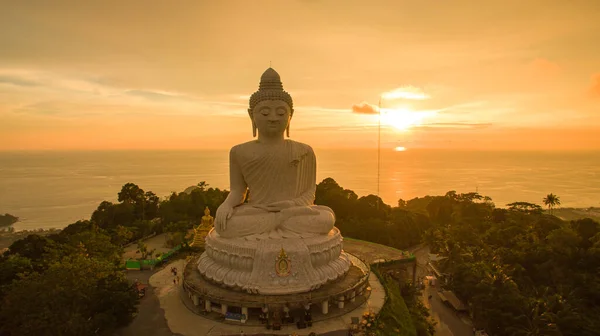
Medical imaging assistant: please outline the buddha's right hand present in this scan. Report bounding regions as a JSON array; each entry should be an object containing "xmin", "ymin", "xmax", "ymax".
[{"xmin": 215, "ymin": 205, "xmax": 234, "ymax": 232}]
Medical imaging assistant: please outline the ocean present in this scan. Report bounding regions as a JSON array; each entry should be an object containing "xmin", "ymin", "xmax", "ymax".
[{"xmin": 1, "ymin": 149, "xmax": 599, "ymax": 231}]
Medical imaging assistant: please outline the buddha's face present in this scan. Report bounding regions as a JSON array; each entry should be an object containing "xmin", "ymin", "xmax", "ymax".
[{"xmin": 250, "ymin": 100, "xmax": 293, "ymax": 137}]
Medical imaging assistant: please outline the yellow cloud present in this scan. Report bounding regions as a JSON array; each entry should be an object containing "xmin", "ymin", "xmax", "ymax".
[{"xmin": 381, "ymin": 86, "xmax": 430, "ymax": 100}]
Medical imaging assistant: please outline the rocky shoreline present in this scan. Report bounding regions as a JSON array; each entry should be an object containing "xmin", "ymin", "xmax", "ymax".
[{"xmin": 0, "ymin": 213, "xmax": 18, "ymax": 228}]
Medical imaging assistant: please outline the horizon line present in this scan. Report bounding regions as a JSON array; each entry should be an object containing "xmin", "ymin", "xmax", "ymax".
[{"xmin": 2, "ymin": 147, "xmax": 600, "ymax": 153}]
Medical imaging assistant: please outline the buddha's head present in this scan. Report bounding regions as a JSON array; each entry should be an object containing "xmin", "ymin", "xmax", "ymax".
[{"xmin": 248, "ymin": 68, "xmax": 294, "ymax": 138}]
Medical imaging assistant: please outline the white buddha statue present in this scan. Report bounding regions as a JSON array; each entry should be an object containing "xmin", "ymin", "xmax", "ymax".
[
  {"xmin": 198, "ymin": 68, "xmax": 350, "ymax": 294},
  {"xmin": 214, "ymin": 67, "xmax": 335, "ymax": 240}
]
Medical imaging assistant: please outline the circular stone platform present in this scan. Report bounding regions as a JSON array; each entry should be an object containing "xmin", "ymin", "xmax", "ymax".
[
  {"xmin": 182, "ymin": 252, "xmax": 370, "ymax": 326},
  {"xmin": 198, "ymin": 227, "xmax": 352, "ymax": 295}
]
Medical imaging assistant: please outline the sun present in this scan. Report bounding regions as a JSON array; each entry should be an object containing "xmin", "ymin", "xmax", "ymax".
[
  {"xmin": 395, "ymin": 146, "xmax": 407, "ymax": 152},
  {"xmin": 380, "ymin": 107, "xmax": 428, "ymax": 131}
]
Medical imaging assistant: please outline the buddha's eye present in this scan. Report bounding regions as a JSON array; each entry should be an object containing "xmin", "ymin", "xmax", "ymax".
[{"xmin": 276, "ymin": 108, "xmax": 286, "ymax": 116}]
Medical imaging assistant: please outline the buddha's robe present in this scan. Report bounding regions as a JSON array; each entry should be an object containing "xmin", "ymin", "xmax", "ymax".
[{"xmin": 215, "ymin": 140, "xmax": 335, "ymax": 239}]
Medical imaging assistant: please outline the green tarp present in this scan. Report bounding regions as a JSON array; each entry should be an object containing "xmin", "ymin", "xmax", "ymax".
[{"xmin": 125, "ymin": 260, "xmax": 141, "ymax": 270}]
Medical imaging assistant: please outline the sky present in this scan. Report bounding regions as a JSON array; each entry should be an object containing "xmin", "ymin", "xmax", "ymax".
[{"xmin": 1, "ymin": 0, "xmax": 599, "ymax": 151}]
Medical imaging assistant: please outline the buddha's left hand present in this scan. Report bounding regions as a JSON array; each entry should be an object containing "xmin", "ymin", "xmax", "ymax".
[{"xmin": 254, "ymin": 200, "xmax": 296, "ymax": 212}]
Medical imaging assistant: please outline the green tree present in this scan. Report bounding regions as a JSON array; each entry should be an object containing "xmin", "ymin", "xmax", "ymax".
[
  {"xmin": 165, "ymin": 221, "xmax": 191, "ymax": 248},
  {"xmin": 129, "ymin": 219, "xmax": 156, "ymax": 238},
  {"xmin": 426, "ymin": 196, "xmax": 454, "ymax": 224},
  {"xmin": 45, "ymin": 221, "xmax": 122, "ymax": 265},
  {"xmin": 117, "ymin": 183, "xmax": 144, "ymax": 204},
  {"xmin": 196, "ymin": 181, "xmax": 209, "ymax": 191},
  {"xmin": 425, "ymin": 190, "xmax": 600, "ymax": 335},
  {"xmin": 112, "ymin": 225, "xmax": 134, "ymax": 247},
  {"xmin": 116, "ymin": 183, "xmax": 160, "ymax": 221},
  {"xmin": 136, "ymin": 241, "xmax": 155, "ymax": 260},
  {"xmin": 389, "ymin": 208, "xmax": 431, "ymax": 249},
  {"xmin": 0, "ymin": 254, "xmax": 33, "ymax": 297},
  {"xmin": 355, "ymin": 194, "xmax": 390, "ymax": 220},
  {"xmin": 91, "ymin": 201, "xmax": 137, "ymax": 231},
  {"xmin": 65, "ymin": 230, "xmax": 123, "ymax": 265},
  {"xmin": 570, "ymin": 218, "xmax": 599, "ymax": 248},
  {"xmin": 0, "ymin": 254, "xmax": 138, "ymax": 336},
  {"xmin": 59, "ymin": 220, "xmax": 95, "ymax": 236},
  {"xmin": 159, "ymin": 186, "xmax": 228, "ymax": 226},
  {"xmin": 143, "ymin": 191, "xmax": 160, "ymax": 220},
  {"xmin": 543, "ymin": 194, "xmax": 561, "ymax": 215},
  {"xmin": 5, "ymin": 234, "xmax": 62, "ymax": 272},
  {"xmin": 397, "ymin": 198, "xmax": 407, "ymax": 208},
  {"xmin": 531, "ymin": 215, "xmax": 563, "ymax": 241},
  {"xmin": 315, "ymin": 178, "xmax": 358, "ymax": 219},
  {"xmin": 507, "ymin": 202, "xmax": 543, "ymax": 215}
]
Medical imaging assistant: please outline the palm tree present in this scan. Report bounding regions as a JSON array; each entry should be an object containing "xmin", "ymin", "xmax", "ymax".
[{"xmin": 543, "ymin": 194, "xmax": 561, "ymax": 215}]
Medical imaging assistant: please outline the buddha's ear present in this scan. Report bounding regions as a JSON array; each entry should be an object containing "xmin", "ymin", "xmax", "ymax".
[
  {"xmin": 247, "ymin": 108, "xmax": 253, "ymax": 117},
  {"xmin": 287, "ymin": 108, "xmax": 293, "ymax": 138}
]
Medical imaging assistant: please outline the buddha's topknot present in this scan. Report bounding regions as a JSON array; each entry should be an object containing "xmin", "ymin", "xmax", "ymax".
[{"xmin": 249, "ymin": 68, "xmax": 293, "ymax": 111}]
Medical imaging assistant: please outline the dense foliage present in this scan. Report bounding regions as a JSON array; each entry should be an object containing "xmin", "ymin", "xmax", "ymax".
[
  {"xmin": 87, "ymin": 178, "xmax": 427, "ymax": 251},
  {"xmin": 315, "ymin": 178, "xmax": 431, "ymax": 250},
  {"xmin": 422, "ymin": 192, "xmax": 600, "ymax": 335},
  {"xmin": 2, "ymin": 178, "xmax": 597, "ymax": 335},
  {"xmin": 0, "ymin": 181, "xmax": 229, "ymax": 335},
  {"xmin": 90, "ymin": 182, "xmax": 228, "ymax": 246},
  {"xmin": 316, "ymin": 179, "xmax": 600, "ymax": 335},
  {"xmin": 0, "ymin": 223, "xmax": 137, "ymax": 335},
  {"xmin": 315, "ymin": 178, "xmax": 436, "ymax": 334},
  {"xmin": 370, "ymin": 267, "xmax": 417, "ymax": 336},
  {"xmin": 1, "ymin": 255, "xmax": 136, "ymax": 335}
]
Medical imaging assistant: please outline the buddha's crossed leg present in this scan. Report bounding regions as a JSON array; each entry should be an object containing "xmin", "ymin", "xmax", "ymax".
[{"xmin": 215, "ymin": 204, "xmax": 335, "ymax": 239}]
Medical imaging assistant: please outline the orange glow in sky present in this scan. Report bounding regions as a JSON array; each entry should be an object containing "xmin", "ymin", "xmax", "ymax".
[
  {"xmin": 1, "ymin": 1, "xmax": 599, "ymax": 151},
  {"xmin": 380, "ymin": 108, "xmax": 436, "ymax": 131}
]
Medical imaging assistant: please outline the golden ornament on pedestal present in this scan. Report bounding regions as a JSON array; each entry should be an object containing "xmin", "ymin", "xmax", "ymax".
[
  {"xmin": 191, "ymin": 206, "xmax": 214, "ymax": 247},
  {"xmin": 275, "ymin": 248, "xmax": 292, "ymax": 277}
]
